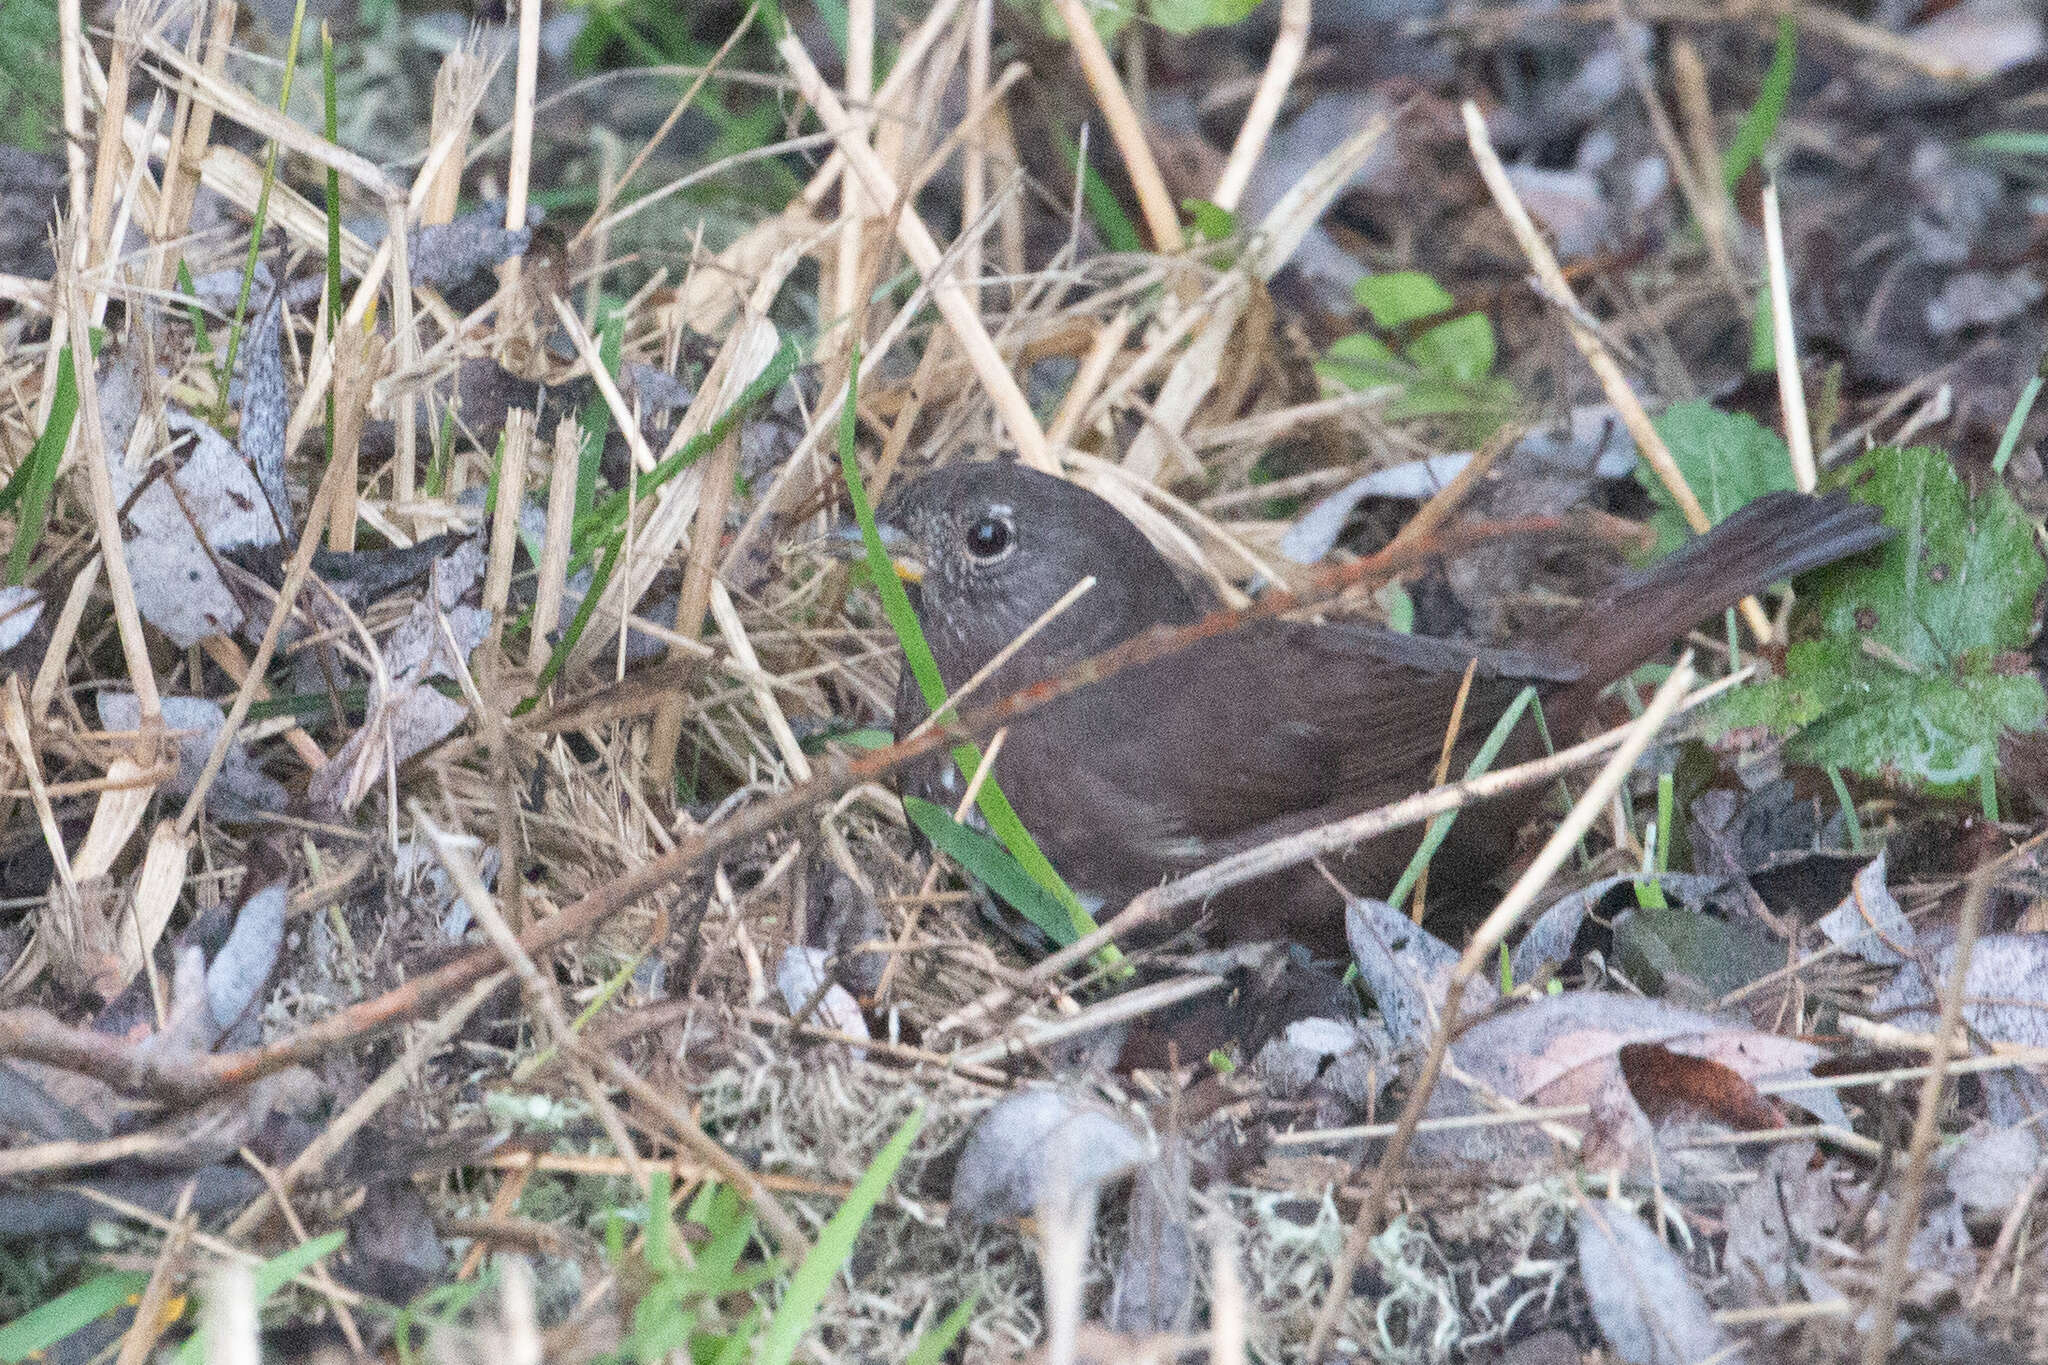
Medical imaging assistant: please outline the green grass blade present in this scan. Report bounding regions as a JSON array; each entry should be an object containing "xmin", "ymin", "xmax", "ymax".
[
  {"xmin": 174, "ymin": 1232, "xmax": 345, "ymax": 1365},
  {"xmin": 755, "ymin": 1108, "xmax": 923, "ymax": 1365},
  {"xmin": 1723, "ymin": 16, "xmax": 1795, "ymax": 188},
  {"xmin": 0, "ymin": 1271, "xmax": 150, "ymax": 1363},
  {"xmin": 6, "ymin": 343, "xmax": 77, "ymax": 584},
  {"xmin": 1050, "ymin": 125, "xmax": 1143, "ymax": 254},
  {"xmin": 1992, "ymin": 372, "xmax": 2043, "ymax": 476},
  {"xmin": 1387, "ymin": 684, "xmax": 1538, "ymax": 908},
  {"xmin": 576, "ymin": 308, "xmax": 624, "ymax": 519},
  {"xmin": 904, "ymin": 1294, "xmax": 978, "ymax": 1365},
  {"xmin": 906, "ymin": 796, "xmax": 1077, "ymax": 944},
  {"xmin": 836, "ymin": 357, "xmax": 1115, "ymax": 957}
]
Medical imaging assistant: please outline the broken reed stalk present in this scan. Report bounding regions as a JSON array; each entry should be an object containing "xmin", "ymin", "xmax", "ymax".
[
  {"xmin": 58, "ymin": 0, "xmax": 89, "ymax": 226},
  {"xmin": 495, "ymin": 0, "xmax": 541, "ymax": 323},
  {"xmin": 1305, "ymin": 655, "xmax": 1699, "ymax": 1360},
  {"xmin": 484, "ymin": 410, "xmax": 534, "ymax": 649},
  {"xmin": 648, "ymin": 421, "xmax": 744, "ymax": 789},
  {"xmin": 1459, "ymin": 99, "xmax": 1775, "ymax": 643},
  {"xmin": 1761, "ymin": 180, "xmax": 1817, "ymax": 490},
  {"xmin": 1048, "ymin": 0, "xmax": 1182, "ymax": 254},
  {"xmin": 1211, "ymin": 0, "xmax": 1308, "ymax": 213}
]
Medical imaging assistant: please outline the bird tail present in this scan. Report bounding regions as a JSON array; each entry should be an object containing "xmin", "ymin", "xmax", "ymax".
[{"xmin": 1566, "ymin": 490, "xmax": 1891, "ymax": 682}]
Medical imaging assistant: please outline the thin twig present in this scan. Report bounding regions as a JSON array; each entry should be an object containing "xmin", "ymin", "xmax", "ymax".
[{"xmin": 1860, "ymin": 867, "xmax": 1991, "ymax": 1362}]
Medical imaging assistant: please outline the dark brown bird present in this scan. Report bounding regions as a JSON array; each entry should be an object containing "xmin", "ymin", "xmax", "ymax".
[{"xmin": 878, "ymin": 462, "xmax": 1888, "ymax": 953}]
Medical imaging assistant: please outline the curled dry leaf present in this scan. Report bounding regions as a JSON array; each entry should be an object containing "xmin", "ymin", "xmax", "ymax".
[
  {"xmin": 1419, "ymin": 992, "xmax": 1845, "ymax": 1166},
  {"xmin": 775, "ymin": 946, "xmax": 869, "ymax": 1060},
  {"xmin": 950, "ymin": 1088, "xmax": 1149, "ymax": 1227}
]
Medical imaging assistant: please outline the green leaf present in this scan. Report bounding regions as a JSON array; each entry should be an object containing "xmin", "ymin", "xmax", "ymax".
[
  {"xmin": 1709, "ymin": 445, "xmax": 2048, "ymax": 791},
  {"xmin": 905, "ymin": 797, "xmax": 1079, "ymax": 945},
  {"xmin": 1723, "ymin": 15, "xmax": 1796, "ymax": 188},
  {"xmin": 1403, "ymin": 312, "xmax": 1495, "ymax": 384},
  {"xmin": 1811, "ymin": 445, "xmax": 2042, "ymax": 669},
  {"xmin": 1316, "ymin": 331, "xmax": 1405, "ymax": 392},
  {"xmin": 0, "ymin": 1272, "xmax": 151, "ymax": 1364},
  {"xmin": 1182, "ymin": 197, "xmax": 1239, "ymax": 242},
  {"xmin": 757, "ymin": 1109, "xmax": 923, "ymax": 1365},
  {"xmin": 1641, "ymin": 400, "xmax": 1799, "ymax": 557},
  {"xmin": 1355, "ymin": 271, "xmax": 1455, "ymax": 330},
  {"xmin": 1150, "ymin": 0, "xmax": 1264, "ymax": 34}
]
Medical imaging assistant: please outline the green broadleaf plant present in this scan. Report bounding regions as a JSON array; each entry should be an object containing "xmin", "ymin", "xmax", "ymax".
[
  {"xmin": 1318, "ymin": 271, "xmax": 1517, "ymax": 440},
  {"xmin": 1638, "ymin": 399, "xmax": 1798, "ymax": 557},
  {"xmin": 1712, "ymin": 444, "xmax": 2047, "ymax": 792}
]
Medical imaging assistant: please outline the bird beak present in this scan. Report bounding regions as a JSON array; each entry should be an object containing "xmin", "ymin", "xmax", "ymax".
[{"xmin": 829, "ymin": 520, "xmax": 926, "ymax": 584}]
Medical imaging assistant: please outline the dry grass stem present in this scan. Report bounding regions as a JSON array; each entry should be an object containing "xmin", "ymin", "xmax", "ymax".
[
  {"xmin": 1049, "ymin": 0, "xmax": 1183, "ymax": 254},
  {"xmin": 1762, "ymin": 180, "xmax": 1817, "ymax": 491},
  {"xmin": 1861, "ymin": 867, "xmax": 1990, "ymax": 1361},
  {"xmin": 1212, "ymin": 0, "xmax": 1308, "ymax": 213},
  {"xmin": 779, "ymin": 29, "xmax": 1058, "ymax": 473},
  {"xmin": 1461, "ymin": 99, "xmax": 1774, "ymax": 641}
]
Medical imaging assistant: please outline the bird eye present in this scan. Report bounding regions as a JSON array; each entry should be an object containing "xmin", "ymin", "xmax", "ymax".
[{"xmin": 964, "ymin": 513, "xmax": 1013, "ymax": 561}]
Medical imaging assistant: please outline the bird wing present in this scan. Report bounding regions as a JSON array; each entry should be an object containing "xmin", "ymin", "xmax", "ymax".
[{"xmin": 1040, "ymin": 620, "xmax": 1582, "ymax": 856}]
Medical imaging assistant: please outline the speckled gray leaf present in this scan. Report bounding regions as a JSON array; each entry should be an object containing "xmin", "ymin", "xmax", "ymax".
[
  {"xmin": 1578, "ymin": 1199, "xmax": 1742, "ymax": 1364},
  {"xmin": 95, "ymin": 692, "xmax": 288, "ymax": 817}
]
